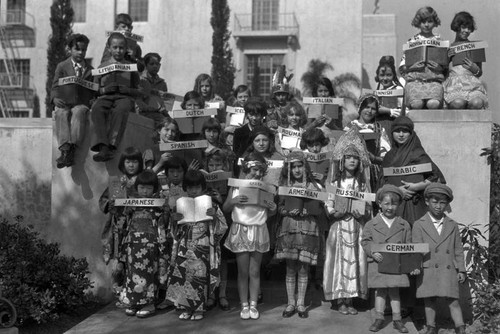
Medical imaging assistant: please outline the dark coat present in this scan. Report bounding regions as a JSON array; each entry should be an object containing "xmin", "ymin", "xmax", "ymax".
[
  {"xmin": 412, "ymin": 213, "xmax": 466, "ymax": 298},
  {"xmin": 50, "ymin": 57, "xmax": 95, "ymax": 107},
  {"xmin": 361, "ymin": 214, "xmax": 411, "ymax": 288}
]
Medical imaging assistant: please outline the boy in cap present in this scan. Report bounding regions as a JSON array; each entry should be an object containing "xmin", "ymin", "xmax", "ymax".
[{"xmin": 412, "ymin": 183, "xmax": 466, "ymax": 334}]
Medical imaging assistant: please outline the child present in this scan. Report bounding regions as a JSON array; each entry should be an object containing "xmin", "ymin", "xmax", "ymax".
[
  {"xmin": 118, "ymin": 170, "xmax": 168, "ymax": 318},
  {"xmin": 443, "ymin": 11, "xmax": 488, "ymax": 109},
  {"xmin": 400, "ymin": 7, "xmax": 446, "ymax": 110},
  {"xmin": 223, "ymin": 152, "xmax": 277, "ymax": 320},
  {"xmin": 178, "ymin": 90, "xmax": 206, "ymax": 142},
  {"xmin": 233, "ymin": 98, "xmax": 267, "ymax": 158},
  {"xmin": 277, "ymin": 102, "xmax": 307, "ymax": 154},
  {"xmin": 268, "ymin": 65, "xmax": 294, "ymax": 129},
  {"xmin": 361, "ymin": 184, "xmax": 413, "ymax": 333},
  {"xmin": 224, "ymin": 85, "xmax": 251, "ymax": 141},
  {"xmin": 412, "ymin": 183, "xmax": 466, "ymax": 334},
  {"xmin": 374, "ymin": 56, "xmax": 403, "ymax": 133},
  {"xmin": 323, "ymin": 128, "xmax": 370, "ymax": 316},
  {"xmin": 306, "ymin": 76, "xmax": 342, "ymax": 131},
  {"xmin": 201, "ymin": 118, "xmax": 232, "ymax": 155},
  {"xmin": 381, "ymin": 116, "xmax": 445, "ymax": 226},
  {"xmin": 300, "ymin": 127, "xmax": 333, "ymax": 185},
  {"xmin": 136, "ymin": 52, "xmax": 169, "ymax": 125},
  {"xmin": 193, "ymin": 73, "xmax": 226, "ymax": 123},
  {"xmin": 144, "ymin": 118, "xmax": 181, "ymax": 175},
  {"xmin": 51, "ymin": 33, "xmax": 94, "ymax": 168},
  {"xmin": 161, "ymin": 156, "xmax": 188, "ymax": 209},
  {"xmin": 276, "ymin": 151, "xmax": 322, "ymax": 319},
  {"xmin": 100, "ymin": 13, "xmax": 143, "ymax": 71},
  {"xmin": 166, "ymin": 170, "xmax": 227, "ymax": 321},
  {"xmin": 91, "ymin": 32, "xmax": 142, "ymax": 162}
]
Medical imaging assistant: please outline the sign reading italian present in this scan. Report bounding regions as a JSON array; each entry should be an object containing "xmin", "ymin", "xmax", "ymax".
[{"xmin": 278, "ymin": 186, "xmax": 329, "ymax": 201}]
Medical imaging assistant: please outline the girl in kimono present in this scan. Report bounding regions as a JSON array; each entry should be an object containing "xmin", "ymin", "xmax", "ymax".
[
  {"xmin": 323, "ymin": 128, "xmax": 370, "ymax": 316},
  {"xmin": 120, "ymin": 170, "xmax": 168, "ymax": 318},
  {"xmin": 276, "ymin": 151, "xmax": 322, "ymax": 319},
  {"xmin": 166, "ymin": 170, "xmax": 227, "ymax": 321}
]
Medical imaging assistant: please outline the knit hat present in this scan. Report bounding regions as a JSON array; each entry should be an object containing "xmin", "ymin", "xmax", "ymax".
[
  {"xmin": 424, "ymin": 182, "xmax": 454, "ymax": 202},
  {"xmin": 272, "ymin": 65, "xmax": 293, "ymax": 94},
  {"xmin": 391, "ymin": 116, "xmax": 414, "ymax": 133},
  {"xmin": 376, "ymin": 184, "xmax": 404, "ymax": 202}
]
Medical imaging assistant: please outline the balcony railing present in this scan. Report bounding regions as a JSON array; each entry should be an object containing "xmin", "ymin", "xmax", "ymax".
[
  {"xmin": 234, "ymin": 13, "xmax": 299, "ymax": 36},
  {"xmin": 6, "ymin": 10, "xmax": 25, "ymax": 25},
  {"xmin": 0, "ymin": 72, "xmax": 23, "ymax": 87}
]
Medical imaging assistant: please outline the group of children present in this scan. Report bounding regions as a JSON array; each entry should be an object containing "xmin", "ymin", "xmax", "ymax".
[{"xmin": 48, "ymin": 7, "xmax": 484, "ymax": 334}]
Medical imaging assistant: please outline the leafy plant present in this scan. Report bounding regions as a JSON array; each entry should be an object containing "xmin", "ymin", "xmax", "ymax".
[
  {"xmin": 300, "ymin": 59, "xmax": 333, "ymax": 97},
  {"xmin": 0, "ymin": 216, "xmax": 93, "ymax": 325}
]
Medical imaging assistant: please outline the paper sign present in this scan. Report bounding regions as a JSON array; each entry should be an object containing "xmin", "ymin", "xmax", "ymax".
[
  {"xmin": 229, "ymin": 113, "xmax": 245, "ymax": 126},
  {"xmin": 202, "ymin": 171, "xmax": 232, "ymax": 182},
  {"xmin": 228, "ymin": 178, "xmax": 276, "ymax": 194},
  {"xmin": 277, "ymin": 127, "xmax": 302, "ymax": 137},
  {"xmin": 115, "ymin": 198, "xmax": 165, "ymax": 207},
  {"xmin": 371, "ymin": 243, "xmax": 429, "ymax": 253},
  {"xmin": 304, "ymin": 152, "xmax": 332, "ymax": 162},
  {"xmin": 206, "ymin": 101, "xmax": 221, "ymax": 109},
  {"xmin": 278, "ymin": 186, "xmax": 329, "ymax": 201},
  {"xmin": 171, "ymin": 108, "xmax": 217, "ymax": 118},
  {"xmin": 362, "ymin": 88, "xmax": 404, "ymax": 97},
  {"xmin": 226, "ymin": 106, "xmax": 245, "ymax": 114},
  {"xmin": 327, "ymin": 186, "xmax": 376, "ymax": 202},
  {"xmin": 92, "ymin": 63, "xmax": 138, "ymax": 76},
  {"xmin": 159, "ymin": 140, "xmax": 208, "ymax": 151},
  {"xmin": 106, "ymin": 30, "xmax": 144, "ymax": 43},
  {"xmin": 237, "ymin": 158, "xmax": 284, "ymax": 168},
  {"xmin": 303, "ymin": 97, "xmax": 344, "ymax": 105},
  {"xmin": 382, "ymin": 163, "xmax": 432, "ymax": 177},
  {"xmin": 403, "ymin": 39, "xmax": 450, "ymax": 51},
  {"xmin": 449, "ymin": 41, "xmax": 488, "ymax": 54},
  {"xmin": 450, "ymin": 41, "xmax": 488, "ymax": 66},
  {"xmin": 58, "ymin": 76, "xmax": 99, "ymax": 91}
]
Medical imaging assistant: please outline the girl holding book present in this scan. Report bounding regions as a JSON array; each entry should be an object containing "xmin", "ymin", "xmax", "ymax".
[
  {"xmin": 277, "ymin": 102, "xmax": 308, "ymax": 155},
  {"xmin": 223, "ymin": 152, "xmax": 277, "ymax": 320},
  {"xmin": 193, "ymin": 73, "xmax": 226, "ymax": 123},
  {"xmin": 276, "ymin": 151, "xmax": 322, "ymax": 319},
  {"xmin": 323, "ymin": 128, "xmax": 370, "ymax": 316},
  {"xmin": 400, "ymin": 6, "xmax": 446, "ymax": 110},
  {"xmin": 166, "ymin": 170, "xmax": 227, "ymax": 321},
  {"xmin": 443, "ymin": 11, "xmax": 488, "ymax": 109},
  {"xmin": 306, "ymin": 76, "xmax": 342, "ymax": 131}
]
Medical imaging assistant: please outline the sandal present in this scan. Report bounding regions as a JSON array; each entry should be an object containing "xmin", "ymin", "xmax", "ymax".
[
  {"xmin": 190, "ymin": 312, "xmax": 204, "ymax": 321},
  {"xmin": 136, "ymin": 304, "xmax": 156, "ymax": 318},
  {"xmin": 206, "ymin": 296, "xmax": 217, "ymax": 310},
  {"xmin": 219, "ymin": 296, "xmax": 230, "ymax": 311},
  {"xmin": 179, "ymin": 312, "xmax": 192, "ymax": 320},
  {"xmin": 125, "ymin": 308, "xmax": 137, "ymax": 316},
  {"xmin": 156, "ymin": 299, "xmax": 174, "ymax": 311},
  {"xmin": 240, "ymin": 302, "xmax": 250, "ymax": 320},
  {"xmin": 249, "ymin": 301, "xmax": 259, "ymax": 320}
]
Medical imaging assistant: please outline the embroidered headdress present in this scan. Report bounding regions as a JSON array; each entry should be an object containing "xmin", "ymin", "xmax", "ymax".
[{"xmin": 272, "ymin": 65, "xmax": 294, "ymax": 94}]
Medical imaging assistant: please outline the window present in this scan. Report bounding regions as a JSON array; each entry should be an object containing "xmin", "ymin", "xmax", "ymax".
[
  {"xmin": 246, "ymin": 54, "xmax": 284, "ymax": 99},
  {"xmin": 252, "ymin": 0, "xmax": 279, "ymax": 30},
  {"xmin": 72, "ymin": 0, "xmax": 86, "ymax": 23},
  {"xmin": 6, "ymin": 0, "xmax": 26, "ymax": 24},
  {"xmin": 129, "ymin": 0, "xmax": 148, "ymax": 22},
  {"xmin": 0, "ymin": 59, "xmax": 30, "ymax": 87}
]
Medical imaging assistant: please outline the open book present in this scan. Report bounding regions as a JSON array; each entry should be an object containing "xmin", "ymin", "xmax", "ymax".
[
  {"xmin": 403, "ymin": 40, "xmax": 449, "ymax": 67},
  {"xmin": 176, "ymin": 194, "xmax": 213, "ymax": 224}
]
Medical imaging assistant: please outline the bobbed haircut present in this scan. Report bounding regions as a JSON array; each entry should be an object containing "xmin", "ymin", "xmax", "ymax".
[
  {"xmin": 118, "ymin": 147, "xmax": 144, "ymax": 175},
  {"xmin": 282, "ymin": 102, "xmax": 308, "ymax": 128},
  {"xmin": 67, "ymin": 33, "xmax": 90, "ymax": 48},
  {"xmin": 201, "ymin": 118, "xmax": 222, "ymax": 135},
  {"xmin": 181, "ymin": 90, "xmax": 204, "ymax": 109},
  {"xmin": 115, "ymin": 13, "xmax": 133, "ymax": 28},
  {"xmin": 153, "ymin": 117, "xmax": 180, "ymax": 143},
  {"xmin": 164, "ymin": 156, "xmax": 188, "ymax": 174},
  {"xmin": 134, "ymin": 170, "xmax": 159, "ymax": 193},
  {"xmin": 411, "ymin": 6, "xmax": 440, "ymax": 28},
  {"xmin": 300, "ymin": 128, "xmax": 330, "ymax": 150},
  {"xmin": 144, "ymin": 52, "xmax": 161, "ymax": 65},
  {"xmin": 106, "ymin": 32, "xmax": 127, "ymax": 47},
  {"xmin": 182, "ymin": 170, "xmax": 207, "ymax": 191},
  {"xmin": 312, "ymin": 77, "xmax": 335, "ymax": 97},
  {"xmin": 450, "ymin": 11, "xmax": 476, "ymax": 32},
  {"xmin": 233, "ymin": 84, "xmax": 251, "ymax": 98},
  {"xmin": 243, "ymin": 98, "xmax": 267, "ymax": 117}
]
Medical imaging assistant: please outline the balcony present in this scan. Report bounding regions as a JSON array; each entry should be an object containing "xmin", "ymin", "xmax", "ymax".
[
  {"xmin": 1, "ymin": 10, "xmax": 36, "ymax": 47},
  {"xmin": 233, "ymin": 12, "xmax": 299, "ymax": 38}
]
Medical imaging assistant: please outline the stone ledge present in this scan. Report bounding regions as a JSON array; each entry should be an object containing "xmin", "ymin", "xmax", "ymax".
[
  {"xmin": 0, "ymin": 118, "xmax": 52, "ymax": 128},
  {"xmin": 408, "ymin": 109, "xmax": 492, "ymax": 123}
]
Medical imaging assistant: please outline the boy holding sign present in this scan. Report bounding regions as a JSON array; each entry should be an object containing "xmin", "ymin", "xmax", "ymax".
[
  {"xmin": 412, "ymin": 184, "xmax": 466, "ymax": 334},
  {"xmin": 91, "ymin": 32, "xmax": 142, "ymax": 162},
  {"xmin": 51, "ymin": 34, "xmax": 95, "ymax": 168}
]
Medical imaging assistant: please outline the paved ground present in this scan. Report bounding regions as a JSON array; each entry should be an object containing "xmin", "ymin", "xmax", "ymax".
[{"xmin": 65, "ymin": 280, "xmax": 423, "ymax": 334}]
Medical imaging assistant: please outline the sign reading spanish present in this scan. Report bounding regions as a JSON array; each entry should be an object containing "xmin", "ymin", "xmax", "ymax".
[{"xmin": 160, "ymin": 140, "xmax": 208, "ymax": 151}]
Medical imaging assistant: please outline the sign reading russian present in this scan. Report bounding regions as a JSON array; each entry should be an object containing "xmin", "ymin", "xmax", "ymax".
[
  {"xmin": 92, "ymin": 63, "xmax": 138, "ymax": 76},
  {"xmin": 171, "ymin": 108, "xmax": 217, "ymax": 118},
  {"xmin": 115, "ymin": 198, "xmax": 165, "ymax": 207},
  {"xmin": 327, "ymin": 187, "xmax": 376, "ymax": 202},
  {"xmin": 58, "ymin": 76, "xmax": 99, "ymax": 91},
  {"xmin": 160, "ymin": 140, "xmax": 208, "ymax": 151},
  {"xmin": 382, "ymin": 163, "xmax": 432, "ymax": 176}
]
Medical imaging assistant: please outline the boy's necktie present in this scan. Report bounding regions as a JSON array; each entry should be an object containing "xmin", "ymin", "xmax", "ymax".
[{"xmin": 74, "ymin": 64, "xmax": 82, "ymax": 78}]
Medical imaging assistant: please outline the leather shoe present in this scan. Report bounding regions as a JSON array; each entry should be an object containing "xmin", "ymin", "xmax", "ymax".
[
  {"xmin": 347, "ymin": 306, "xmax": 358, "ymax": 315},
  {"xmin": 282, "ymin": 305, "xmax": 296, "ymax": 318},
  {"xmin": 369, "ymin": 319, "xmax": 385, "ymax": 332},
  {"xmin": 423, "ymin": 325, "xmax": 437, "ymax": 334},
  {"xmin": 338, "ymin": 303, "xmax": 349, "ymax": 315},
  {"xmin": 455, "ymin": 325, "xmax": 466, "ymax": 334},
  {"xmin": 393, "ymin": 320, "xmax": 409, "ymax": 333},
  {"xmin": 56, "ymin": 144, "xmax": 74, "ymax": 168},
  {"xmin": 297, "ymin": 306, "xmax": 308, "ymax": 318}
]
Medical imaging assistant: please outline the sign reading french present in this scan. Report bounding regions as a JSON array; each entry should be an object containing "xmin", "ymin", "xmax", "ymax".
[
  {"xmin": 159, "ymin": 140, "xmax": 208, "ymax": 151},
  {"xmin": 92, "ymin": 63, "xmax": 138, "ymax": 76},
  {"xmin": 58, "ymin": 76, "xmax": 99, "ymax": 91},
  {"xmin": 382, "ymin": 163, "xmax": 432, "ymax": 176},
  {"xmin": 115, "ymin": 198, "xmax": 165, "ymax": 207}
]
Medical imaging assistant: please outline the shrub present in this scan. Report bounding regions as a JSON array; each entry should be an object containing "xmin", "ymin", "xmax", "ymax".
[{"xmin": 0, "ymin": 216, "xmax": 93, "ymax": 324}]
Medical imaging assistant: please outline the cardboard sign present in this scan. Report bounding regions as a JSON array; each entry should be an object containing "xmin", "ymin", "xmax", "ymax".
[
  {"xmin": 106, "ymin": 30, "xmax": 144, "ymax": 43},
  {"xmin": 202, "ymin": 171, "xmax": 232, "ymax": 196},
  {"xmin": 92, "ymin": 63, "xmax": 138, "ymax": 76},
  {"xmin": 159, "ymin": 140, "xmax": 208, "ymax": 151},
  {"xmin": 403, "ymin": 40, "xmax": 450, "ymax": 67},
  {"xmin": 228, "ymin": 178, "xmax": 276, "ymax": 194},
  {"xmin": 226, "ymin": 106, "xmax": 246, "ymax": 126},
  {"xmin": 372, "ymin": 243, "xmax": 429, "ymax": 274},
  {"xmin": 382, "ymin": 163, "xmax": 432, "ymax": 177},
  {"xmin": 278, "ymin": 186, "xmax": 329, "ymax": 201},
  {"xmin": 206, "ymin": 101, "xmax": 221, "ymax": 109},
  {"xmin": 58, "ymin": 76, "xmax": 99, "ymax": 91},
  {"xmin": 170, "ymin": 108, "xmax": 216, "ymax": 134},
  {"xmin": 278, "ymin": 127, "xmax": 303, "ymax": 149},
  {"xmin": 171, "ymin": 108, "xmax": 217, "ymax": 118},
  {"xmin": 237, "ymin": 158, "xmax": 284, "ymax": 169},
  {"xmin": 226, "ymin": 106, "xmax": 245, "ymax": 114},
  {"xmin": 305, "ymin": 152, "xmax": 331, "ymax": 181},
  {"xmin": 115, "ymin": 198, "xmax": 165, "ymax": 207},
  {"xmin": 303, "ymin": 97, "xmax": 344, "ymax": 105},
  {"xmin": 450, "ymin": 41, "xmax": 488, "ymax": 66},
  {"xmin": 279, "ymin": 186, "xmax": 328, "ymax": 213},
  {"xmin": 328, "ymin": 186, "xmax": 376, "ymax": 202},
  {"xmin": 371, "ymin": 243, "xmax": 429, "ymax": 253}
]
